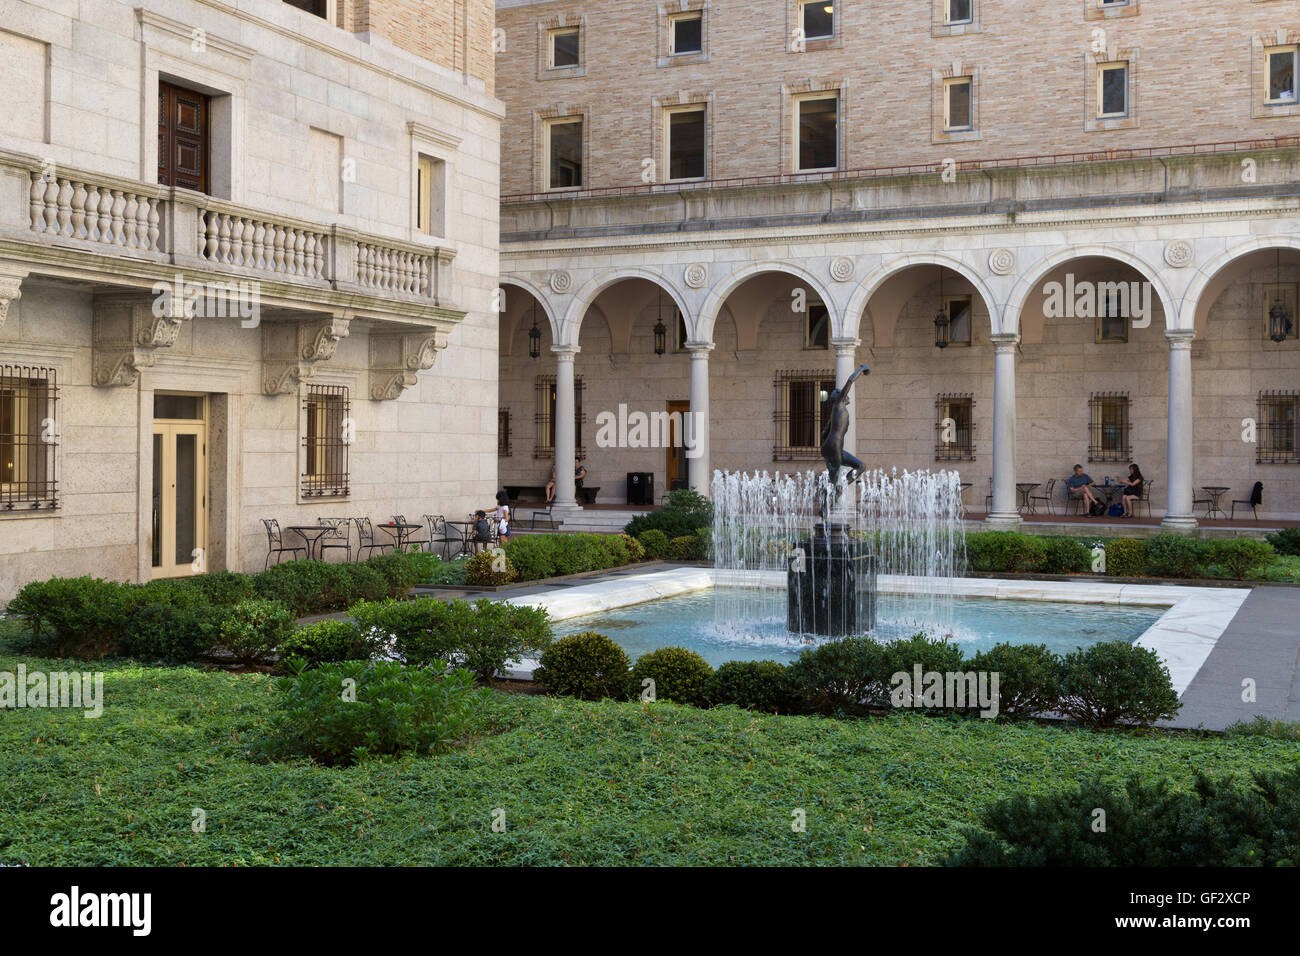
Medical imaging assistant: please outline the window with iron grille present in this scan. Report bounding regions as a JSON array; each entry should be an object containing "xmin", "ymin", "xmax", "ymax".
[
  {"xmin": 301, "ymin": 384, "xmax": 349, "ymax": 498},
  {"xmin": 773, "ymin": 370, "xmax": 835, "ymax": 459},
  {"xmin": 0, "ymin": 365, "xmax": 58, "ymax": 511},
  {"xmin": 1088, "ymin": 392, "xmax": 1130, "ymax": 462},
  {"xmin": 534, "ymin": 375, "xmax": 585, "ymax": 459},
  {"xmin": 498, "ymin": 408, "xmax": 512, "ymax": 457},
  {"xmin": 1258, "ymin": 390, "xmax": 1299, "ymax": 464},
  {"xmin": 935, "ymin": 393, "xmax": 975, "ymax": 460}
]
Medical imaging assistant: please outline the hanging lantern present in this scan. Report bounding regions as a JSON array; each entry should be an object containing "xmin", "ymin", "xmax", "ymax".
[
  {"xmin": 934, "ymin": 267, "xmax": 950, "ymax": 349},
  {"xmin": 528, "ymin": 302, "xmax": 541, "ymax": 359},
  {"xmin": 653, "ymin": 290, "xmax": 667, "ymax": 356},
  {"xmin": 1269, "ymin": 249, "xmax": 1294, "ymax": 344}
]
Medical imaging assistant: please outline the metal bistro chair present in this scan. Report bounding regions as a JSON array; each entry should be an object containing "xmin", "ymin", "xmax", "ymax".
[
  {"xmin": 392, "ymin": 514, "xmax": 429, "ymax": 552},
  {"xmin": 424, "ymin": 514, "xmax": 458, "ymax": 560},
  {"xmin": 317, "ymin": 516, "xmax": 352, "ymax": 562},
  {"xmin": 1231, "ymin": 481, "xmax": 1263, "ymax": 521},
  {"xmin": 1137, "ymin": 479, "xmax": 1155, "ymax": 519},
  {"xmin": 261, "ymin": 518, "xmax": 306, "ymax": 570},
  {"xmin": 1028, "ymin": 478, "xmax": 1058, "ymax": 516},
  {"xmin": 354, "ymin": 516, "xmax": 390, "ymax": 560},
  {"xmin": 1192, "ymin": 487, "xmax": 1213, "ymax": 517}
]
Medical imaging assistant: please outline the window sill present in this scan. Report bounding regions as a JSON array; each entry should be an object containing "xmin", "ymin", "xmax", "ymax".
[
  {"xmin": 541, "ymin": 66, "xmax": 586, "ymax": 80},
  {"xmin": 658, "ymin": 52, "xmax": 709, "ymax": 67},
  {"xmin": 1086, "ymin": 2, "xmax": 1139, "ymax": 20},
  {"xmin": 1085, "ymin": 114, "xmax": 1138, "ymax": 132},
  {"xmin": 933, "ymin": 21, "xmax": 980, "ymax": 37},
  {"xmin": 791, "ymin": 35, "xmax": 842, "ymax": 53}
]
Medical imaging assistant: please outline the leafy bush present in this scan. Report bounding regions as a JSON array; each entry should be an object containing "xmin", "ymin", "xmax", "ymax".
[
  {"xmin": 1143, "ymin": 533, "xmax": 1203, "ymax": 578},
  {"xmin": 420, "ymin": 556, "xmax": 468, "ymax": 586},
  {"xmin": 944, "ymin": 767, "xmax": 1300, "ymax": 866},
  {"xmin": 880, "ymin": 633, "xmax": 968, "ymax": 712},
  {"xmin": 1057, "ymin": 641, "xmax": 1181, "ymax": 728},
  {"xmin": 502, "ymin": 533, "xmax": 641, "ymax": 582},
  {"xmin": 363, "ymin": 551, "xmax": 424, "ymax": 597},
  {"xmin": 619, "ymin": 534, "xmax": 647, "ymax": 563},
  {"xmin": 329, "ymin": 562, "xmax": 390, "ymax": 606},
  {"xmin": 665, "ymin": 534, "xmax": 704, "ymax": 561},
  {"xmin": 968, "ymin": 643, "xmax": 1061, "ymax": 719},
  {"xmin": 217, "ymin": 598, "xmax": 296, "ymax": 667},
  {"xmin": 788, "ymin": 636, "xmax": 890, "ymax": 717},
  {"xmin": 1103, "ymin": 538, "xmax": 1145, "ymax": 577},
  {"xmin": 964, "ymin": 532, "xmax": 1045, "ymax": 573},
  {"xmin": 463, "ymin": 549, "xmax": 520, "ymax": 586},
  {"xmin": 504, "ymin": 535, "xmax": 558, "ymax": 581},
  {"xmin": 637, "ymin": 529, "xmax": 670, "ymax": 560},
  {"xmin": 252, "ymin": 560, "xmax": 334, "ymax": 617},
  {"xmin": 705, "ymin": 660, "xmax": 799, "ymax": 714},
  {"xmin": 1265, "ymin": 527, "xmax": 1300, "ymax": 557},
  {"xmin": 1036, "ymin": 537, "xmax": 1091, "ymax": 575},
  {"xmin": 123, "ymin": 583, "xmax": 219, "ymax": 663},
  {"xmin": 454, "ymin": 600, "xmax": 551, "ymax": 682},
  {"xmin": 254, "ymin": 660, "xmax": 483, "ymax": 767},
  {"xmin": 631, "ymin": 646, "xmax": 713, "ymax": 706},
  {"xmin": 276, "ymin": 619, "xmax": 373, "ymax": 670},
  {"xmin": 1225, "ymin": 716, "xmax": 1300, "ymax": 741},
  {"xmin": 181, "ymin": 570, "xmax": 256, "ymax": 607},
  {"xmin": 535, "ymin": 631, "xmax": 632, "ymax": 700},
  {"xmin": 8, "ymin": 576, "xmax": 133, "ymax": 659},
  {"xmin": 624, "ymin": 487, "xmax": 713, "ymax": 539},
  {"xmin": 1197, "ymin": 539, "xmax": 1274, "ymax": 579}
]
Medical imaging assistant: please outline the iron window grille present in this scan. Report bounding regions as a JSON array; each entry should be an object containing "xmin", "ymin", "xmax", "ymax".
[
  {"xmin": 1088, "ymin": 392, "xmax": 1130, "ymax": 462},
  {"xmin": 498, "ymin": 408, "xmax": 512, "ymax": 457},
  {"xmin": 935, "ymin": 393, "xmax": 975, "ymax": 461},
  {"xmin": 534, "ymin": 374, "xmax": 586, "ymax": 459},
  {"xmin": 0, "ymin": 365, "xmax": 58, "ymax": 511},
  {"xmin": 773, "ymin": 370, "xmax": 835, "ymax": 459},
  {"xmin": 301, "ymin": 384, "xmax": 350, "ymax": 498},
  {"xmin": 1258, "ymin": 390, "xmax": 1299, "ymax": 464}
]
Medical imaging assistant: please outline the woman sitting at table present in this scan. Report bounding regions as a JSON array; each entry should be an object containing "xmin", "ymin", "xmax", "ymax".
[
  {"xmin": 1116, "ymin": 463, "xmax": 1144, "ymax": 519},
  {"xmin": 495, "ymin": 489, "xmax": 511, "ymax": 543},
  {"xmin": 545, "ymin": 465, "xmax": 556, "ymax": 504}
]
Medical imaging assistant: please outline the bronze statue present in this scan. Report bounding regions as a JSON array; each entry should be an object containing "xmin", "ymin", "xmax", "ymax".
[{"xmin": 820, "ymin": 364, "xmax": 870, "ymax": 483}]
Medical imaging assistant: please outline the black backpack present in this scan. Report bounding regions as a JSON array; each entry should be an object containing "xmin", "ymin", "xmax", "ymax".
[{"xmin": 1089, "ymin": 500, "xmax": 1107, "ymax": 517}]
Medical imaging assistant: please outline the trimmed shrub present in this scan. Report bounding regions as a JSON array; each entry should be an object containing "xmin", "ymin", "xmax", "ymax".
[
  {"xmin": 619, "ymin": 534, "xmax": 647, "ymax": 563},
  {"xmin": 464, "ymin": 549, "xmax": 520, "ymax": 586},
  {"xmin": 968, "ymin": 643, "xmax": 1061, "ymax": 719},
  {"xmin": 705, "ymin": 660, "xmax": 799, "ymax": 713},
  {"xmin": 217, "ymin": 598, "xmax": 296, "ymax": 667},
  {"xmin": 253, "ymin": 560, "xmax": 334, "ymax": 617},
  {"xmin": 1057, "ymin": 641, "xmax": 1181, "ymax": 728},
  {"xmin": 637, "ymin": 529, "xmax": 670, "ymax": 560},
  {"xmin": 1103, "ymin": 537, "xmax": 1145, "ymax": 577},
  {"xmin": 631, "ymin": 646, "xmax": 713, "ymax": 706},
  {"xmin": 1036, "ymin": 537, "xmax": 1091, "ymax": 575},
  {"xmin": 665, "ymin": 535, "xmax": 703, "ymax": 561},
  {"xmin": 8, "ymin": 576, "xmax": 133, "ymax": 659},
  {"xmin": 964, "ymin": 532, "xmax": 1044, "ymax": 573},
  {"xmin": 624, "ymin": 487, "xmax": 713, "ymax": 539},
  {"xmin": 276, "ymin": 619, "xmax": 372, "ymax": 670},
  {"xmin": 1265, "ymin": 527, "xmax": 1300, "ymax": 557},
  {"xmin": 1143, "ymin": 533, "xmax": 1203, "ymax": 578},
  {"xmin": 788, "ymin": 636, "xmax": 890, "ymax": 717},
  {"xmin": 455, "ymin": 600, "xmax": 552, "ymax": 682},
  {"xmin": 181, "ymin": 570, "xmax": 256, "ymax": 607},
  {"xmin": 1197, "ymin": 538, "xmax": 1274, "ymax": 579},
  {"xmin": 504, "ymin": 535, "xmax": 559, "ymax": 581},
  {"xmin": 880, "ymin": 633, "xmax": 968, "ymax": 712},
  {"xmin": 123, "ymin": 583, "xmax": 219, "ymax": 663},
  {"xmin": 363, "ymin": 551, "xmax": 424, "ymax": 598},
  {"xmin": 254, "ymin": 660, "xmax": 482, "ymax": 767},
  {"xmin": 944, "ymin": 767, "xmax": 1300, "ymax": 866},
  {"xmin": 535, "ymin": 631, "xmax": 632, "ymax": 700}
]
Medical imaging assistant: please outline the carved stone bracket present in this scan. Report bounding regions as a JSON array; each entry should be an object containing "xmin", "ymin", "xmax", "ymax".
[
  {"xmin": 369, "ymin": 327, "xmax": 449, "ymax": 400},
  {"xmin": 0, "ymin": 273, "xmax": 24, "ymax": 329},
  {"xmin": 92, "ymin": 292, "xmax": 192, "ymax": 387},
  {"xmin": 262, "ymin": 314, "xmax": 352, "ymax": 395}
]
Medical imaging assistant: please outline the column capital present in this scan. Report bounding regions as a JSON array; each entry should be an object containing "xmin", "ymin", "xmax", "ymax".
[
  {"xmin": 551, "ymin": 344, "xmax": 580, "ymax": 360},
  {"xmin": 1165, "ymin": 328, "xmax": 1196, "ymax": 347},
  {"xmin": 829, "ymin": 336, "xmax": 861, "ymax": 352},
  {"xmin": 989, "ymin": 332, "xmax": 1020, "ymax": 350},
  {"xmin": 684, "ymin": 340, "xmax": 714, "ymax": 355}
]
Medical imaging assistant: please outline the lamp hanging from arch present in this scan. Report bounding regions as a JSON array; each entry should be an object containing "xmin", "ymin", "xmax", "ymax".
[
  {"xmin": 934, "ymin": 266, "xmax": 951, "ymax": 349},
  {"xmin": 653, "ymin": 289, "xmax": 668, "ymax": 356},
  {"xmin": 1269, "ymin": 248, "xmax": 1294, "ymax": 344},
  {"xmin": 528, "ymin": 301, "xmax": 542, "ymax": 359}
]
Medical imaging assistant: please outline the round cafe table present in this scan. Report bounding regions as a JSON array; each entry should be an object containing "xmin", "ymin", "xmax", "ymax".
[
  {"xmin": 1201, "ymin": 486, "xmax": 1230, "ymax": 520},
  {"xmin": 285, "ymin": 524, "xmax": 330, "ymax": 561},
  {"xmin": 1015, "ymin": 482, "xmax": 1039, "ymax": 514},
  {"xmin": 378, "ymin": 521, "xmax": 423, "ymax": 551},
  {"xmin": 443, "ymin": 520, "xmax": 475, "ymax": 559}
]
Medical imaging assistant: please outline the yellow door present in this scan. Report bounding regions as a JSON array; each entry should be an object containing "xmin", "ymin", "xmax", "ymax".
[{"xmin": 152, "ymin": 398, "xmax": 207, "ymax": 579}]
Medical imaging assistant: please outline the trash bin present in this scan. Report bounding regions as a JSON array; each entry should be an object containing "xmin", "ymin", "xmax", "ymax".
[{"xmin": 627, "ymin": 472, "xmax": 654, "ymax": 506}]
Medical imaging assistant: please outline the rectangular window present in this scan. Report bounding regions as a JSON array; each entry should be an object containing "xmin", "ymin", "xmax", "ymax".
[
  {"xmin": 935, "ymin": 394, "xmax": 975, "ymax": 461},
  {"xmin": 944, "ymin": 77, "xmax": 973, "ymax": 130},
  {"xmin": 1096, "ymin": 288, "xmax": 1129, "ymax": 343},
  {"xmin": 774, "ymin": 371, "xmax": 835, "ymax": 458},
  {"xmin": 416, "ymin": 153, "xmax": 446, "ymax": 236},
  {"xmin": 796, "ymin": 94, "xmax": 838, "ymax": 171},
  {"xmin": 1268, "ymin": 48, "xmax": 1297, "ymax": 103},
  {"xmin": 547, "ymin": 119, "xmax": 583, "ymax": 189},
  {"xmin": 1088, "ymin": 393, "xmax": 1130, "ymax": 462},
  {"xmin": 947, "ymin": 0, "xmax": 973, "ymax": 24},
  {"xmin": 0, "ymin": 365, "xmax": 58, "ymax": 511},
  {"xmin": 498, "ymin": 409, "xmax": 512, "ymax": 457},
  {"xmin": 801, "ymin": 1, "xmax": 834, "ymax": 40},
  {"xmin": 1258, "ymin": 391, "xmax": 1299, "ymax": 464},
  {"xmin": 805, "ymin": 297, "xmax": 829, "ymax": 349},
  {"xmin": 535, "ymin": 375, "xmax": 585, "ymax": 458},
  {"xmin": 158, "ymin": 80, "xmax": 210, "ymax": 193},
  {"xmin": 302, "ymin": 384, "xmax": 349, "ymax": 498},
  {"xmin": 945, "ymin": 295, "xmax": 973, "ymax": 346},
  {"xmin": 284, "ymin": 0, "xmax": 328, "ymax": 17},
  {"xmin": 667, "ymin": 107, "xmax": 706, "ymax": 180},
  {"xmin": 550, "ymin": 28, "xmax": 580, "ymax": 68},
  {"xmin": 1098, "ymin": 62, "xmax": 1128, "ymax": 117},
  {"xmin": 671, "ymin": 13, "xmax": 703, "ymax": 54}
]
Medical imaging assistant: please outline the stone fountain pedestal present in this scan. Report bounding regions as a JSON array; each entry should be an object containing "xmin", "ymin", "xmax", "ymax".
[{"xmin": 786, "ymin": 522, "xmax": 877, "ymax": 637}]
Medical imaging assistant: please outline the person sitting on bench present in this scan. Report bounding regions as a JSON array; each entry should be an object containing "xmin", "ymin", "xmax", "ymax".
[
  {"xmin": 1066, "ymin": 464, "xmax": 1099, "ymax": 514},
  {"xmin": 574, "ymin": 458, "xmax": 587, "ymax": 501}
]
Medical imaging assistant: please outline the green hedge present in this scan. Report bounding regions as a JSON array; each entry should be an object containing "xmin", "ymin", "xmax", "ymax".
[
  {"xmin": 535, "ymin": 631, "xmax": 632, "ymax": 700},
  {"xmin": 623, "ymin": 487, "xmax": 713, "ymax": 539},
  {"xmin": 964, "ymin": 530, "xmax": 1275, "ymax": 580},
  {"xmin": 503, "ymin": 533, "xmax": 647, "ymax": 582}
]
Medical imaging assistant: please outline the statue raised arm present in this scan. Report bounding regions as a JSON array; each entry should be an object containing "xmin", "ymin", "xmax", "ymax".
[{"xmin": 820, "ymin": 364, "xmax": 870, "ymax": 484}]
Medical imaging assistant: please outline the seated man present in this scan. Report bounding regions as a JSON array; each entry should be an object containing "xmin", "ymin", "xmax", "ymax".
[{"xmin": 1065, "ymin": 464, "xmax": 1099, "ymax": 513}]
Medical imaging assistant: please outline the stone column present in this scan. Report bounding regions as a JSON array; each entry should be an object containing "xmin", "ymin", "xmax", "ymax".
[
  {"xmin": 553, "ymin": 345, "xmax": 579, "ymax": 508},
  {"xmin": 686, "ymin": 342, "xmax": 712, "ymax": 496},
  {"xmin": 987, "ymin": 332, "xmax": 1021, "ymax": 529},
  {"xmin": 1162, "ymin": 329, "xmax": 1198, "ymax": 532},
  {"xmin": 831, "ymin": 336, "xmax": 861, "ymax": 460}
]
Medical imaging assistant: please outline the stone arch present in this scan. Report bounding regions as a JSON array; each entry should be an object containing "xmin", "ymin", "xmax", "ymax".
[
  {"xmin": 843, "ymin": 252, "xmax": 1002, "ymax": 342},
  {"xmin": 560, "ymin": 267, "xmax": 691, "ymax": 348},
  {"xmin": 500, "ymin": 276, "xmax": 562, "ymax": 345},
  {"xmin": 1178, "ymin": 235, "xmax": 1300, "ymax": 332},
  {"xmin": 697, "ymin": 261, "xmax": 839, "ymax": 344}
]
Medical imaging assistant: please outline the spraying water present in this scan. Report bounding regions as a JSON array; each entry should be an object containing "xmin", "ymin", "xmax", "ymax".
[{"xmin": 711, "ymin": 468, "xmax": 966, "ymax": 645}]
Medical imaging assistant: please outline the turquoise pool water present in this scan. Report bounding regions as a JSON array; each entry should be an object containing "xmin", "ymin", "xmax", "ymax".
[{"xmin": 553, "ymin": 588, "xmax": 1165, "ymax": 666}]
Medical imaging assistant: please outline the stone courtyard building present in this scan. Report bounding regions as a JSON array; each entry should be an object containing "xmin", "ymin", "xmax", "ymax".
[
  {"xmin": 494, "ymin": 0, "xmax": 1300, "ymax": 529},
  {"xmin": 0, "ymin": 0, "xmax": 501, "ymax": 598}
]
